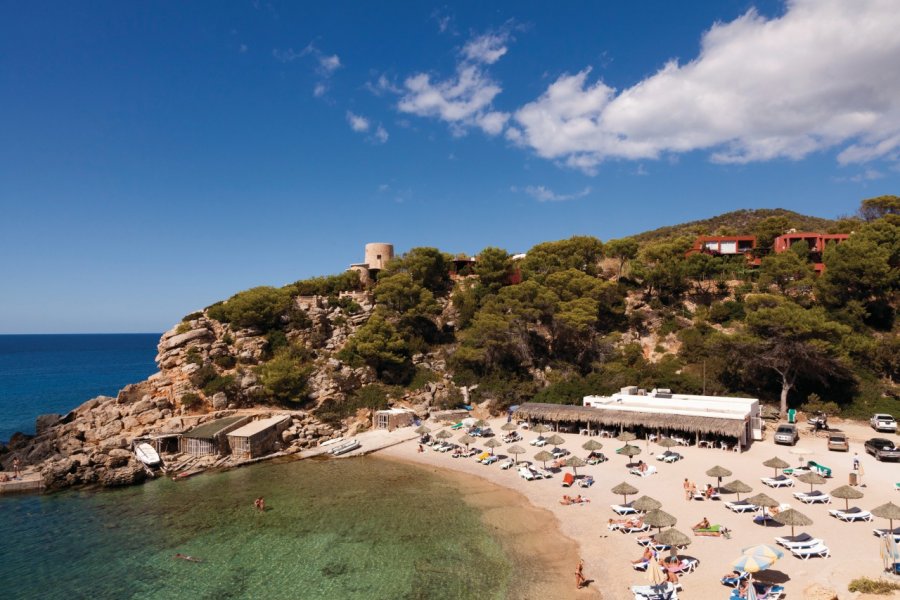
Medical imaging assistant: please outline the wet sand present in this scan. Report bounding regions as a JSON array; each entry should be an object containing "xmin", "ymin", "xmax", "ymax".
[{"xmin": 381, "ymin": 454, "xmax": 600, "ymax": 599}]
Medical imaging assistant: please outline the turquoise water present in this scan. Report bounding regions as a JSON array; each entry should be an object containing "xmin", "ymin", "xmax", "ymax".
[
  {"xmin": 1, "ymin": 457, "xmax": 513, "ymax": 600},
  {"xmin": 0, "ymin": 334, "xmax": 159, "ymax": 441}
]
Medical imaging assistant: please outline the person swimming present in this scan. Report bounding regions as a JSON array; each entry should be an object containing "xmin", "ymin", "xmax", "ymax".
[{"xmin": 175, "ymin": 553, "xmax": 203, "ymax": 563}]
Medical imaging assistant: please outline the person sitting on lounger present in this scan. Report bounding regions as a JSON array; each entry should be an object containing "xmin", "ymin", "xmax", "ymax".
[
  {"xmin": 704, "ymin": 484, "xmax": 715, "ymax": 499},
  {"xmin": 692, "ymin": 517, "xmax": 711, "ymax": 530},
  {"xmin": 636, "ymin": 460, "xmax": 648, "ymax": 473},
  {"xmin": 738, "ymin": 578, "xmax": 752, "ymax": 599},
  {"xmin": 609, "ymin": 516, "xmax": 644, "ymax": 528},
  {"xmin": 665, "ymin": 566, "xmax": 679, "ymax": 585},
  {"xmin": 632, "ymin": 546, "xmax": 654, "ymax": 565}
]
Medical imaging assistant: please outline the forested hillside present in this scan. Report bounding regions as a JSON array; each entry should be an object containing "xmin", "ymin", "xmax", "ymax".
[{"xmin": 184, "ymin": 195, "xmax": 899, "ymax": 426}]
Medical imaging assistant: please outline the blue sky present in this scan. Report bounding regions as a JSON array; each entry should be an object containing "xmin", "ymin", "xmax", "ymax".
[{"xmin": 2, "ymin": 0, "xmax": 898, "ymax": 333}]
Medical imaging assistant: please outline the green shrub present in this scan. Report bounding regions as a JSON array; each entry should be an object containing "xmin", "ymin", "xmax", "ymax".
[
  {"xmin": 256, "ymin": 346, "xmax": 313, "ymax": 404},
  {"xmin": 213, "ymin": 355, "xmax": 236, "ymax": 370},
  {"xmin": 286, "ymin": 272, "xmax": 361, "ymax": 297},
  {"xmin": 182, "ymin": 311, "xmax": 203, "ymax": 322},
  {"xmin": 175, "ymin": 322, "xmax": 192, "ymax": 335},
  {"xmin": 709, "ymin": 300, "xmax": 745, "ymax": 324},
  {"xmin": 848, "ymin": 577, "xmax": 900, "ymax": 594},
  {"xmin": 315, "ymin": 384, "xmax": 391, "ymax": 425},
  {"xmin": 408, "ymin": 367, "xmax": 439, "ymax": 391},
  {"xmin": 189, "ymin": 364, "xmax": 218, "ymax": 389},
  {"xmin": 180, "ymin": 393, "xmax": 202, "ymax": 410},
  {"xmin": 222, "ymin": 332, "xmax": 234, "ymax": 346},
  {"xmin": 202, "ymin": 375, "xmax": 236, "ymax": 397},
  {"xmin": 184, "ymin": 347, "xmax": 203, "ymax": 366},
  {"xmin": 206, "ymin": 287, "xmax": 291, "ymax": 331}
]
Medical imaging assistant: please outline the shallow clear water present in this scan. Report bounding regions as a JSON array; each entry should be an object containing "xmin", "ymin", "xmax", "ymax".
[
  {"xmin": 0, "ymin": 334, "xmax": 159, "ymax": 441},
  {"xmin": 0, "ymin": 457, "xmax": 512, "ymax": 600}
]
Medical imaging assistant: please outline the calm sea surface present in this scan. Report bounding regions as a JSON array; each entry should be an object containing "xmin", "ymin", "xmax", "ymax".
[
  {"xmin": 0, "ymin": 334, "xmax": 516, "ymax": 599},
  {"xmin": 0, "ymin": 334, "xmax": 160, "ymax": 442}
]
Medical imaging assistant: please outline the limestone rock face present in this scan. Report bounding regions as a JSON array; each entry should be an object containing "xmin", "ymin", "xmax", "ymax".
[
  {"xmin": 35, "ymin": 414, "xmax": 62, "ymax": 435},
  {"xmin": 211, "ymin": 393, "xmax": 228, "ymax": 410},
  {"xmin": 160, "ymin": 328, "xmax": 214, "ymax": 353}
]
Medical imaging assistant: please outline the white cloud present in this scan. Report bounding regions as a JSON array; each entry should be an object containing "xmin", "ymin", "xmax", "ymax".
[
  {"xmin": 514, "ymin": 185, "xmax": 592, "ymax": 202},
  {"xmin": 462, "ymin": 32, "xmax": 509, "ymax": 65},
  {"xmin": 274, "ymin": 43, "xmax": 342, "ymax": 98},
  {"xmin": 511, "ymin": 0, "xmax": 900, "ymax": 172},
  {"xmin": 833, "ymin": 167, "xmax": 885, "ymax": 183},
  {"xmin": 366, "ymin": 74, "xmax": 402, "ymax": 97},
  {"xmin": 346, "ymin": 111, "xmax": 370, "ymax": 132},
  {"xmin": 313, "ymin": 83, "xmax": 327, "ymax": 98},
  {"xmin": 374, "ymin": 125, "xmax": 389, "ymax": 144},
  {"xmin": 397, "ymin": 30, "xmax": 514, "ymax": 135},
  {"xmin": 318, "ymin": 54, "xmax": 341, "ymax": 75}
]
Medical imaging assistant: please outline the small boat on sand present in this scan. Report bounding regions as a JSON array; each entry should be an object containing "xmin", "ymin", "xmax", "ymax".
[
  {"xmin": 330, "ymin": 439, "xmax": 360, "ymax": 456},
  {"xmin": 134, "ymin": 442, "xmax": 161, "ymax": 468}
]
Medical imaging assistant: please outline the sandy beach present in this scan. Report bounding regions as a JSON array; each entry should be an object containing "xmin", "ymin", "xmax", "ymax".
[{"xmin": 382, "ymin": 417, "xmax": 900, "ymax": 600}]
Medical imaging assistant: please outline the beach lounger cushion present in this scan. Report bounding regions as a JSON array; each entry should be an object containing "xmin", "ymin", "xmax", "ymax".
[
  {"xmin": 612, "ymin": 503, "xmax": 638, "ymax": 515},
  {"xmin": 829, "ymin": 507, "xmax": 873, "ymax": 522},
  {"xmin": 775, "ymin": 532, "xmax": 813, "ymax": 545},
  {"xmin": 620, "ymin": 523, "xmax": 651, "ymax": 534},
  {"xmin": 777, "ymin": 537, "xmax": 823, "ymax": 549},
  {"xmin": 790, "ymin": 543, "xmax": 830, "ymax": 559},
  {"xmin": 794, "ymin": 491, "xmax": 831, "ymax": 504},
  {"xmin": 761, "ymin": 476, "xmax": 794, "ymax": 488},
  {"xmin": 725, "ymin": 501, "xmax": 758, "ymax": 513},
  {"xmin": 630, "ymin": 465, "xmax": 658, "ymax": 477}
]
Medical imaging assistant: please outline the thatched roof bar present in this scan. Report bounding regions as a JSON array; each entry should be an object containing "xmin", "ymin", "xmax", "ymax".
[{"xmin": 513, "ymin": 402, "xmax": 745, "ymax": 438}]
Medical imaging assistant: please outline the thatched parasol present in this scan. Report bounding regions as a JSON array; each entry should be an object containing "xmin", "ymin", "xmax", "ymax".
[
  {"xmin": 534, "ymin": 450, "xmax": 554, "ymax": 468},
  {"xmin": 706, "ymin": 465, "xmax": 733, "ymax": 492},
  {"xmin": 724, "ymin": 479, "xmax": 752, "ymax": 500},
  {"xmin": 501, "ymin": 422, "xmax": 518, "ymax": 432},
  {"xmin": 545, "ymin": 434, "xmax": 566, "ymax": 447},
  {"xmin": 458, "ymin": 434, "xmax": 475, "ymax": 448},
  {"xmin": 484, "ymin": 438, "xmax": 502, "ymax": 454},
  {"xmin": 473, "ymin": 419, "xmax": 488, "ymax": 428},
  {"xmin": 655, "ymin": 527, "xmax": 691, "ymax": 560},
  {"xmin": 747, "ymin": 492, "xmax": 779, "ymax": 528},
  {"xmin": 657, "ymin": 437, "xmax": 679, "ymax": 448},
  {"xmin": 565, "ymin": 456, "xmax": 587, "ymax": 476},
  {"xmin": 611, "ymin": 481, "xmax": 639, "ymax": 504},
  {"xmin": 762, "ymin": 457, "xmax": 790, "ymax": 477},
  {"xmin": 796, "ymin": 471, "xmax": 827, "ymax": 493},
  {"xmin": 617, "ymin": 431, "xmax": 637, "ymax": 443},
  {"xmin": 618, "ymin": 444, "xmax": 641, "ymax": 465},
  {"xmin": 582, "ymin": 439, "xmax": 603, "ymax": 452},
  {"xmin": 772, "ymin": 508, "xmax": 813, "ymax": 537},
  {"xmin": 830, "ymin": 485, "xmax": 864, "ymax": 511},
  {"xmin": 643, "ymin": 509, "xmax": 677, "ymax": 532},
  {"xmin": 435, "ymin": 430, "xmax": 452, "ymax": 440},
  {"xmin": 531, "ymin": 423, "xmax": 551, "ymax": 434},
  {"xmin": 871, "ymin": 502, "xmax": 900, "ymax": 532},
  {"xmin": 632, "ymin": 495, "xmax": 663, "ymax": 512},
  {"xmin": 506, "ymin": 445, "xmax": 526, "ymax": 464},
  {"xmin": 415, "ymin": 425, "xmax": 431, "ymax": 435}
]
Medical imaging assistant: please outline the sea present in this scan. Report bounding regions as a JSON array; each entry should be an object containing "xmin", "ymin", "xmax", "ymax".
[{"xmin": 0, "ymin": 335, "xmax": 518, "ymax": 599}]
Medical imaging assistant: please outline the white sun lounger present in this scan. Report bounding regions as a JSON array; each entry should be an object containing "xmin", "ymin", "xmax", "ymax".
[
  {"xmin": 793, "ymin": 490, "xmax": 831, "ymax": 504},
  {"xmin": 518, "ymin": 466, "xmax": 536, "ymax": 481},
  {"xmin": 778, "ymin": 537, "xmax": 823, "ymax": 550},
  {"xmin": 612, "ymin": 502, "xmax": 638, "ymax": 515},
  {"xmin": 790, "ymin": 543, "xmax": 830, "ymax": 559},
  {"xmin": 631, "ymin": 582, "xmax": 679, "ymax": 600},
  {"xmin": 630, "ymin": 465, "xmax": 658, "ymax": 477},
  {"xmin": 761, "ymin": 475, "xmax": 795, "ymax": 488},
  {"xmin": 656, "ymin": 451, "xmax": 682, "ymax": 463},
  {"xmin": 829, "ymin": 507, "xmax": 873, "ymax": 522},
  {"xmin": 725, "ymin": 500, "xmax": 758, "ymax": 513},
  {"xmin": 620, "ymin": 523, "xmax": 651, "ymax": 534},
  {"xmin": 775, "ymin": 532, "xmax": 814, "ymax": 546}
]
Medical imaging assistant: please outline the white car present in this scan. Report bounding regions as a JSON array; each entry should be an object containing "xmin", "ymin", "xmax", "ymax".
[{"xmin": 871, "ymin": 414, "xmax": 898, "ymax": 433}]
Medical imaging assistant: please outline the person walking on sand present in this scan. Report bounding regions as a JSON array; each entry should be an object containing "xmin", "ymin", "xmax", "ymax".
[
  {"xmin": 575, "ymin": 559, "xmax": 586, "ymax": 589},
  {"xmin": 683, "ymin": 478, "xmax": 691, "ymax": 500},
  {"xmin": 852, "ymin": 453, "xmax": 860, "ymax": 471}
]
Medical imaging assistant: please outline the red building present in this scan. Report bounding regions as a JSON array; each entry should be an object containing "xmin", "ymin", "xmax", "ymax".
[{"xmin": 772, "ymin": 232, "xmax": 850, "ymax": 273}]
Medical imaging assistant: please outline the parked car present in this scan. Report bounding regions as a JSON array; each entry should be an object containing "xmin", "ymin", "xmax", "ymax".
[
  {"xmin": 864, "ymin": 438, "xmax": 900, "ymax": 461},
  {"xmin": 827, "ymin": 432, "xmax": 849, "ymax": 452},
  {"xmin": 870, "ymin": 414, "xmax": 898, "ymax": 433},
  {"xmin": 808, "ymin": 412, "xmax": 828, "ymax": 428},
  {"xmin": 774, "ymin": 423, "xmax": 799, "ymax": 446}
]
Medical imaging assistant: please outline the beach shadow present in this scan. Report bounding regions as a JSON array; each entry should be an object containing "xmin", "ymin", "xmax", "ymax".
[{"xmin": 579, "ymin": 579, "xmax": 596, "ymax": 589}]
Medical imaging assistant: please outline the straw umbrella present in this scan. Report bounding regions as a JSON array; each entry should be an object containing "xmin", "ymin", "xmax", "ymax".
[
  {"xmin": 534, "ymin": 450, "xmax": 554, "ymax": 469},
  {"xmin": 762, "ymin": 457, "xmax": 790, "ymax": 477},
  {"xmin": 830, "ymin": 485, "xmax": 864, "ymax": 511},
  {"xmin": 644, "ymin": 509, "xmax": 677, "ymax": 532},
  {"xmin": 507, "ymin": 444, "xmax": 526, "ymax": 464},
  {"xmin": 632, "ymin": 495, "xmax": 663, "ymax": 512},
  {"xmin": 617, "ymin": 431, "xmax": 637, "ymax": 443},
  {"xmin": 458, "ymin": 434, "xmax": 475, "ymax": 449},
  {"xmin": 872, "ymin": 502, "xmax": 900, "ymax": 533},
  {"xmin": 565, "ymin": 456, "xmax": 587, "ymax": 476},
  {"xmin": 611, "ymin": 482, "xmax": 639, "ymax": 504},
  {"xmin": 531, "ymin": 423, "xmax": 551, "ymax": 434},
  {"xmin": 655, "ymin": 527, "xmax": 691, "ymax": 561},
  {"xmin": 414, "ymin": 425, "xmax": 431, "ymax": 435},
  {"xmin": 435, "ymin": 430, "xmax": 452, "ymax": 440},
  {"xmin": 657, "ymin": 437, "xmax": 678, "ymax": 449},
  {"xmin": 773, "ymin": 508, "xmax": 813, "ymax": 538},
  {"xmin": 747, "ymin": 493, "xmax": 779, "ymax": 527},
  {"xmin": 724, "ymin": 480, "xmax": 752, "ymax": 501},
  {"xmin": 796, "ymin": 471, "xmax": 827, "ymax": 493},
  {"xmin": 501, "ymin": 422, "xmax": 518, "ymax": 432},
  {"xmin": 484, "ymin": 438, "xmax": 502, "ymax": 455},
  {"xmin": 707, "ymin": 465, "xmax": 733, "ymax": 493},
  {"xmin": 619, "ymin": 444, "xmax": 641, "ymax": 465},
  {"xmin": 582, "ymin": 439, "xmax": 603, "ymax": 458},
  {"xmin": 545, "ymin": 434, "xmax": 566, "ymax": 448}
]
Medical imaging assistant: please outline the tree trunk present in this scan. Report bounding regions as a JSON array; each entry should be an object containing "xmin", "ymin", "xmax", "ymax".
[{"xmin": 779, "ymin": 371, "xmax": 794, "ymax": 416}]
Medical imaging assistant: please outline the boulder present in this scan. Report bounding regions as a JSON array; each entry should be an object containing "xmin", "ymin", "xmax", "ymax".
[
  {"xmin": 130, "ymin": 398, "xmax": 155, "ymax": 415},
  {"xmin": 98, "ymin": 420, "xmax": 124, "ymax": 440},
  {"xmin": 159, "ymin": 328, "xmax": 213, "ymax": 353},
  {"xmin": 35, "ymin": 413, "xmax": 62, "ymax": 435},
  {"xmin": 99, "ymin": 462, "xmax": 146, "ymax": 488},
  {"xmin": 211, "ymin": 393, "xmax": 228, "ymax": 410},
  {"xmin": 137, "ymin": 409, "xmax": 162, "ymax": 426}
]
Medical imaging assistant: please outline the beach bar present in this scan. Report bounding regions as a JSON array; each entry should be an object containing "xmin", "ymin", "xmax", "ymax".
[
  {"xmin": 373, "ymin": 408, "xmax": 415, "ymax": 431},
  {"xmin": 515, "ymin": 387, "xmax": 761, "ymax": 450},
  {"xmin": 180, "ymin": 415, "xmax": 250, "ymax": 456},
  {"xmin": 226, "ymin": 415, "xmax": 290, "ymax": 459}
]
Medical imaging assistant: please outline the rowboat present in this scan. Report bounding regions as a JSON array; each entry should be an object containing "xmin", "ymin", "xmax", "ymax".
[{"xmin": 330, "ymin": 439, "xmax": 360, "ymax": 456}]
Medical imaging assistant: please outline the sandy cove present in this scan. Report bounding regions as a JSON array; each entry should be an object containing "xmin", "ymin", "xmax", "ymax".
[{"xmin": 381, "ymin": 417, "xmax": 900, "ymax": 600}]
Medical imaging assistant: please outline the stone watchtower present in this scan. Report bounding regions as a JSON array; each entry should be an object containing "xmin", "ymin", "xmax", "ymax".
[{"xmin": 349, "ymin": 242, "xmax": 394, "ymax": 284}]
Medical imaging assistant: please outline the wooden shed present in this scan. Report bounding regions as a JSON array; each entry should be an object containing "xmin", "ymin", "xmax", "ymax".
[
  {"xmin": 226, "ymin": 415, "xmax": 290, "ymax": 459},
  {"xmin": 180, "ymin": 415, "xmax": 250, "ymax": 456},
  {"xmin": 373, "ymin": 408, "xmax": 415, "ymax": 431}
]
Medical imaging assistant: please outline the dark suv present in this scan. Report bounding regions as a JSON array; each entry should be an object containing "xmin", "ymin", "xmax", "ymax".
[{"xmin": 865, "ymin": 438, "xmax": 900, "ymax": 461}]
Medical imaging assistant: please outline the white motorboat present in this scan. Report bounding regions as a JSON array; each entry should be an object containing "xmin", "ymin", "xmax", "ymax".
[
  {"xmin": 330, "ymin": 439, "xmax": 360, "ymax": 456},
  {"xmin": 134, "ymin": 442, "xmax": 161, "ymax": 468}
]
